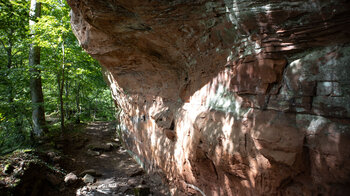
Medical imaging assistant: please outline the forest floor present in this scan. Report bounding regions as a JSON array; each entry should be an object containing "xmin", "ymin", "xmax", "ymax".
[
  {"xmin": 60, "ymin": 121, "xmax": 169, "ymax": 196},
  {"xmin": 0, "ymin": 121, "xmax": 169, "ymax": 196}
]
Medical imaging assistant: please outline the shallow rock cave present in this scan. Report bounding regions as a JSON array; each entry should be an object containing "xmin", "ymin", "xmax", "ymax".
[{"xmin": 67, "ymin": 0, "xmax": 350, "ymax": 195}]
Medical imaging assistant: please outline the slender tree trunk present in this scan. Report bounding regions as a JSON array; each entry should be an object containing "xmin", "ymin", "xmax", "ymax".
[
  {"xmin": 7, "ymin": 45, "xmax": 14, "ymax": 104},
  {"xmin": 75, "ymin": 81, "xmax": 80, "ymax": 124},
  {"xmin": 57, "ymin": 72, "xmax": 61, "ymax": 112},
  {"xmin": 65, "ymin": 79, "xmax": 69, "ymax": 119},
  {"xmin": 93, "ymin": 98, "xmax": 97, "ymax": 121},
  {"xmin": 59, "ymin": 42, "xmax": 65, "ymax": 131},
  {"xmin": 29, "ymin": 0, "xmax": 47, "ymax": 137}
]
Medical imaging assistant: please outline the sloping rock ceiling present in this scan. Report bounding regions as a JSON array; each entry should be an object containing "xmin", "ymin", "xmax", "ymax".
[{"xmin": 67, "ymin": 0, "xmax": 350, "ymax": 195}]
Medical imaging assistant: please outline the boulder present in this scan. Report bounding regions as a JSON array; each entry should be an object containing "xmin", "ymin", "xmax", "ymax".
[
  {"xmin": 86, "ymin": 149, "xmax": 100, "ymax": 156},
  {"xmin": 79, "ymin": 169, "xmax": 102, "ymax": 177},
  {"xmin": 88, "ymin": 143, "xmax": 112, "ymax": 152},
  {"xmin": 64, "ymin": 172, "xmax": 78, "ymax": 184},
  {"xmin": 82, "ymin": 174, "xmax": 95, "ymax": 184}
]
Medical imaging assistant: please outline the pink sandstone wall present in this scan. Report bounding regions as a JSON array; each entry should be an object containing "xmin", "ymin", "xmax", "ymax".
[{"xmin": 68, "ymin": 0, "xmax": 350, "ymax": 195}]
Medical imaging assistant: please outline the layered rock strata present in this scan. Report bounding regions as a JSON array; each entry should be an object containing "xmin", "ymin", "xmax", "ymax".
[{"xmin": 68, "ymin": 0, "xmax": 350, "ymax": 195}]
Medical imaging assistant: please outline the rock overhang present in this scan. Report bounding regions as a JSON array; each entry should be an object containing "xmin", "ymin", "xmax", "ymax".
[{"xmin": 68, "ymin": 0, "xmax": 350, "ymax": 195}]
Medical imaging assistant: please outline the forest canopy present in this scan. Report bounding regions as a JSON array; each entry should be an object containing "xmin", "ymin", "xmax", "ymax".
[{"xmin": 0, "ymin": 0, "xmax": 115, "ymax": 154}]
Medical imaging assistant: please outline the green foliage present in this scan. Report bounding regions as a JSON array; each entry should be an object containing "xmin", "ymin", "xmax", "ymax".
[
  {"xmin": 0, "ymin": 0, "xmax": 32, "ymax": 154},
  {"xmin": 0, "ymin": 0, "xmax": 115, "ymax": 154}
]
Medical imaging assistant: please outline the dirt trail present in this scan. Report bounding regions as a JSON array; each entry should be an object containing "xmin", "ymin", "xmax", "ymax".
[{"xmin": 61, "ymin": 121, "xmax": 169, "ymax": 196}]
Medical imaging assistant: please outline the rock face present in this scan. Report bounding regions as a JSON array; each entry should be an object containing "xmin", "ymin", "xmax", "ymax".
[{"xmin": 67, "ymin": 0, "xmax": 350, "ymax": 195}]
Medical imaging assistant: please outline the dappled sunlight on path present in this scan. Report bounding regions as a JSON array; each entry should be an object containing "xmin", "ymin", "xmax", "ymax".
[{"xmin": 62, "ymin": 122, "xmax": 169, "ymax": 196}]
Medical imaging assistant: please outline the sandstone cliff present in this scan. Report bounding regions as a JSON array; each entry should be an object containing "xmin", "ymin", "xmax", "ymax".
[{"xmin": 67, "ymin": 0, "xmax": 350, "ymax": 195}]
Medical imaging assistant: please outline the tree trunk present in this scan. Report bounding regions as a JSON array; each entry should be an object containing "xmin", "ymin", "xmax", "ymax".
[
  {"xmin": 29, "ymin": 0, "xmax": 47, "ymax": 137},
  {"xmin": 75, "ymin": 81, "xmax": 80, "ymax": 124},
  {"xmin": 65, "ymin": 78, "xmax": 69, "ymax": 119},
  {"xmin": 59, "ymin": 42, "xmax": 65, "ymax": 131},
  {"xmin": 6, "ymin": 43, "xmax": 14, "ymax": 104}
]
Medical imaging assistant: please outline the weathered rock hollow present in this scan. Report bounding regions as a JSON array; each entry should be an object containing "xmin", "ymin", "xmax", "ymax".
[{"xmin": 67, "ymin": 0, "xmax": 350, "ymax": 195}]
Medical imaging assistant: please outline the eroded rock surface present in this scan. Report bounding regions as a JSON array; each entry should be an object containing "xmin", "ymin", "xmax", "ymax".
[{"xmin": 67, "ymin": 0, "xmax": 350, "ymax": 195}]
